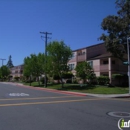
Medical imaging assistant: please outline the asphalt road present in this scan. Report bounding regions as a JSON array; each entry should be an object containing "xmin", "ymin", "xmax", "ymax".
[{"xmin": 0, "ymin": 82, "xmax": 130, "ymax": 130}]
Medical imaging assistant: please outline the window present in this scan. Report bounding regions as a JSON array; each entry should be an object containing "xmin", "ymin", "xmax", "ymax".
[
  {"xmin": 103, "ymin": 60, "xmax": 108, "ymax": 64},
  {"xmin": 72, "ymin": 53, "xmax": 75, "ymax": 58},
  {"xmin": 88, "ymin": 61, "xmax": 93, "ymax": 68},
  {"xmin": 68, "ymin": 64, "xmax": 75, "ymax": 70},
  {"xmin": 82, "ymin": 52, "xmax": 85, "ymax": 55}
]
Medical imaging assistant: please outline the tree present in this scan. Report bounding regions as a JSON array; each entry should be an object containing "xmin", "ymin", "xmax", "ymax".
[
  {"xmin": 30, "ymin": 53, "xmax": 45, "ymax": 86},
  {"xmin": 6, "ymin": 55, "xmax": 14, "ymax": 68},
  {"xmin": 75, "ymin": 62, "xmax": 95, "ymax": 84},
  {"xmin": 23, "ymin": 56, "xmax": 33, "ymax": 86},
  {"xmin": 99, "ymin": 0, "xmax": 130, "ymax": 60},
  {"xmin": 23, "ymin": 53, "xmax": 45, "ymax": 86},
  {"xmin": 37, "ymin": 53, "xmax": 45, "ymax": 75},
  {"xmin": 0, "ymin": 65, "xmax": 10, "ymax": 80},
  {"xmin": 46, "ymin": 41, "xmax": 72, "ymax": 88}
]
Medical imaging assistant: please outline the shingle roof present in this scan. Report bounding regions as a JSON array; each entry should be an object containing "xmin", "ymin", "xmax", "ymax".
[
  {"xmin": 72, "ymin": 42, "xmax": 104, "ymax": 52},
  {"xmin": 88, "ymin": 52, "xmax": 114, "ymax": 60}
]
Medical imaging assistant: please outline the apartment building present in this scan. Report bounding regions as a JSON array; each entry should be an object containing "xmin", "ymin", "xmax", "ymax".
[
  {"xmin": 10, "ymin": 64, "xmax": 24, "ymax": 78},
  {"xmin": 68, "ymin": 43, "xmax": 128, "ymax": 83}
]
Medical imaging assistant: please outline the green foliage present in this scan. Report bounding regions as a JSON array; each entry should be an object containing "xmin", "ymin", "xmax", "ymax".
[
  {"xmin": 62, "ymin": 73, "xmax": 73, "ymax": 79},
  {"xmin": 0, "ymin": 65, "xmax": 10, "ymax": 80},
  {"xmin": 24, "ymin": 53, "xmax": 45, "ymax": 78},
  {"xmin": 112, "ymin": 74, "xmax": 123, "ymax": 79},
  {"xmin": 75, "ymin": 62, "xmax": 96, "ymax": 83},
  {"xmin": 40, "ymin": 77, "xmax": 48, "ymax": 84},
  {"xmin": 14, "ymin": 76, "xmax": 20, "ymax": 81},
  {"xmin": 6, "ymin": 55, "xmax": 14, "ymax": 68},
  {"xmin": 66, "ymin": 79, "xmax": 72, "ymax": 83},
  {"xmin": 23, "ymin": 53, "xmax": 45, "ymax": 86},
  {"xmin": 112, "ymin": 73, "xmax": 128, "ymax": 86},
  {"xmin": 97, "ymin": 76, "xmax": 110, "ymax": 85},
  {"xmin": 112, "ymin": 73, "xmax": 128, "ymax": 81},
  {"xmin": 72, "ymin": 78, "xmax": 78, "ymax": 84},
  {"xmin": 99, "ymin": 0, "xmax": 130, "ymax": 60},
  {"xmin": 46, "ymin": 41, "xmax": 72, "ymax": 87},
  {"xmin": 53, "ymin": 75, "xmax": 60, "ymax": 80}
]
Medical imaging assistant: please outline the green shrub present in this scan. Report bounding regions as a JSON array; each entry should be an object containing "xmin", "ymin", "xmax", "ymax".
[
  {"xmin": 66, "ymin": 79, "xmax": 72, "ymax": 83},
  {"xmin": 97, "ymin": 76, "xmax": 109, "ymax": 85},
  {"xmin": 73, "ymin": 79, "xmax": 78, "ymax": 84},
  {"xmin": 53, "ymin": 75, "xmax": 60, "ymax": 80},
  {"xmin": 24, "ymin": 79, "xmax": 33, "ymax": 83},
  {"xmin": 62, "ymin": 73, "xmax": 73, "ymax": 79},
  {"xmin": 112, "ymin": 74, "xmax": 123, "ymax": 79},
  {"xmin": 14, "ymin": 76, "xmax": 20, "ymax": 81},
  {"xmin": 112, "ymin": 74, "xmax": 128, "ymax": 87}
]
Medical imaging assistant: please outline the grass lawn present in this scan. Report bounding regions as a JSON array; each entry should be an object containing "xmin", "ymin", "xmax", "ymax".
[{"xmin": 23, "ymin": 82, "xmax": 129, "ymax": 94}]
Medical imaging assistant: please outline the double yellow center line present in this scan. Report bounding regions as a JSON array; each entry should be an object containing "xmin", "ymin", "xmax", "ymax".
[
  {"xmin": 0, "ymin": 96, "xmax": 129, "ymax": 107},
  {"xmin": 0, "ymin": 96, "xmax": 103, "ymax": 107}
]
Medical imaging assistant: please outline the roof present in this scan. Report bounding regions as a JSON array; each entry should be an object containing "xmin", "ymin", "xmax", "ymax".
[
  {"xmin": 88, "ymin": 52, "xmax": 114, "ymax": 60},
  {"xmin": 72, "ymin": 42, "xmax": 104, "ymax": 52}
]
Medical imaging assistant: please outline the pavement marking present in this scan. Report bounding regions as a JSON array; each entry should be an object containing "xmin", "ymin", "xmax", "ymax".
[
  {"xmin": 0, "ymin": 98, "xmax": 104, "ymax": 107},
  {"xmin": 0, "ymin": 96, "xmax": 82, "ymax": 101},
  {"xmin": 9, "ymin": 93, "xmax": 29, "ymax": 96}
]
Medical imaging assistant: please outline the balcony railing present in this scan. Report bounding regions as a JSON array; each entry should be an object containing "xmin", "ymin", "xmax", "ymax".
[
  {"xmin": 93, "ymin": 64, "xmax": 127, "ymax": 72},
  {"xmin": 77, "ymin": 55, "xmax": 86, "ymax": 62}
]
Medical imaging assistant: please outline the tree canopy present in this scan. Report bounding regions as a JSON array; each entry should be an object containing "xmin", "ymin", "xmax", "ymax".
[
  {"xmin": 100, "ymin": 0, "xmax": 130, "ymax": 60},
  {"xmin": 75, "ymin": 62, "xmax": 95, "ymax": 84},
  {"xmin": 46, "ymin": 41, "xmax": 72, "ymax": 87},
  {"xmin": 6, "ymin": 55, "xmax": 14, "ymax": 68},
  {"xmin": 23, "ymin": 53, "xmax": 45, "ymax": 86},
  {"xmin": 0, "ymin": 65, "xmax": 10, "ymax": 80}
]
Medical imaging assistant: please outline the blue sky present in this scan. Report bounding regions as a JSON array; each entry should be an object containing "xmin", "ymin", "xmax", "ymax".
[{"xmin": 0, "ymin": 0, "xmax": 117, "ymax": 66}]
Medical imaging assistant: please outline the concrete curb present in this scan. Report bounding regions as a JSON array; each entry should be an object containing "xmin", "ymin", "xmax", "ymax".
[
  {"xmin": 16, "ymin": 83, "xmax": 87, "ymax": 96},
  {"xmin": 16, "ymin": 83, "xmax": 130, "ymax": 98},
  {"xmin": 2, "ymin": 82, "xmax": 130, "ymax": 98},
  {"xmin": 84, "ymin": 93, "xmax": 130, "ymax": 98}
]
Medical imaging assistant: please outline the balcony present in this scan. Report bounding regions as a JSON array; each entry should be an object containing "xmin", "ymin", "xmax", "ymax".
[
  {"xmin": 93, "ymin": 64, "xmax": 127, "ymax": 72},
  {"xmin": 77, "ymin": 55, "xmax": 86, "ymax": 62},
  {"xmin": 100, "ymin": 65, "xmax": 109, "ymax": 72}
]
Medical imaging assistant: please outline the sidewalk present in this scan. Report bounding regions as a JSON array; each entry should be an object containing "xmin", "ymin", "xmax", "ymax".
[
  {"xmin": 2, "ymin": 82, "xmax": 130, "ymax": 98},
  {"xmin": 84, "ymin": 93, "xmax": 130, "ymax": 98}
]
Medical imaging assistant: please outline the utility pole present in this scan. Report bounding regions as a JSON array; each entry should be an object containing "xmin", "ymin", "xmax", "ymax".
[
  {"xmin": 0, "ymin": 59, "xmax": 6, "ymax": 66},
  {"xmin": 127, "ymin": 37, "xmax": 130, "ymax": 95},
  {"xmin": 40, "ymin": 31, "xmax": 52, "ymax": 87}
]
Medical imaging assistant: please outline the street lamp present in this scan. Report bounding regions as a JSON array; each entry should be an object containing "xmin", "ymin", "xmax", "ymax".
[{"xmin": 127, "ymin": 37, "xmax": 130, "ymax": 95}]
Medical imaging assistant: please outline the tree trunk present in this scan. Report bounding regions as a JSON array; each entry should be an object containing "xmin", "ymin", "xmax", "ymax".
[
  {"xmin": 38, "ymin": 77, "xmax": 40, "ymax": 86},
  {"xmin": 60, "ymin": 77, "xmax": 64, "ymax": 88},
  {"xmin": 29, "ymin": 76, "xmax": 31, "ymax": 86}
]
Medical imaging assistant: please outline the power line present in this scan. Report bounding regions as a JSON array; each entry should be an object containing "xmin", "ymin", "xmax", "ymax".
[{"xmin": 0, "ymin": 59, "xmax": 6, "ymax": 66}]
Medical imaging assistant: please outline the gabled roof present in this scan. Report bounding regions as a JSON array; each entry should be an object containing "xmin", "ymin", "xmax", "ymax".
[
  {"xmin": 88, "ymin": 52, "xmax": 114, "ymax": 60},
  {"xmin": 72, "ymin": 42, "xmax": 104, "ymax": 52}
]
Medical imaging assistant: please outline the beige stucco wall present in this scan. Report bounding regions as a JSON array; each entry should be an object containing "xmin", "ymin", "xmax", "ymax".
[
  {"xmin": 94, "ymin": 72, "xmax": 100, "ymax": 77},
  {"xmin": 93, "ymin": 59, "xmax": 100, "ymax": 66},
  {"xmin": 90, "ymin": 59, "xmax": 100, "ymax": 72}
]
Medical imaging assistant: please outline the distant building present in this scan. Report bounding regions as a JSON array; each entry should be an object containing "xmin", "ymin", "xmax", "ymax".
[
  {"xmin": 10, "ymin": 43, "xmax": 128, "ymax": 85},
  {"xmin": 68, "ymin": 43, "xmax": 128, "ymax": 84},
  {"xmin": 10, "ymin": 64, "xmax": 24, "ymax": 78}
]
